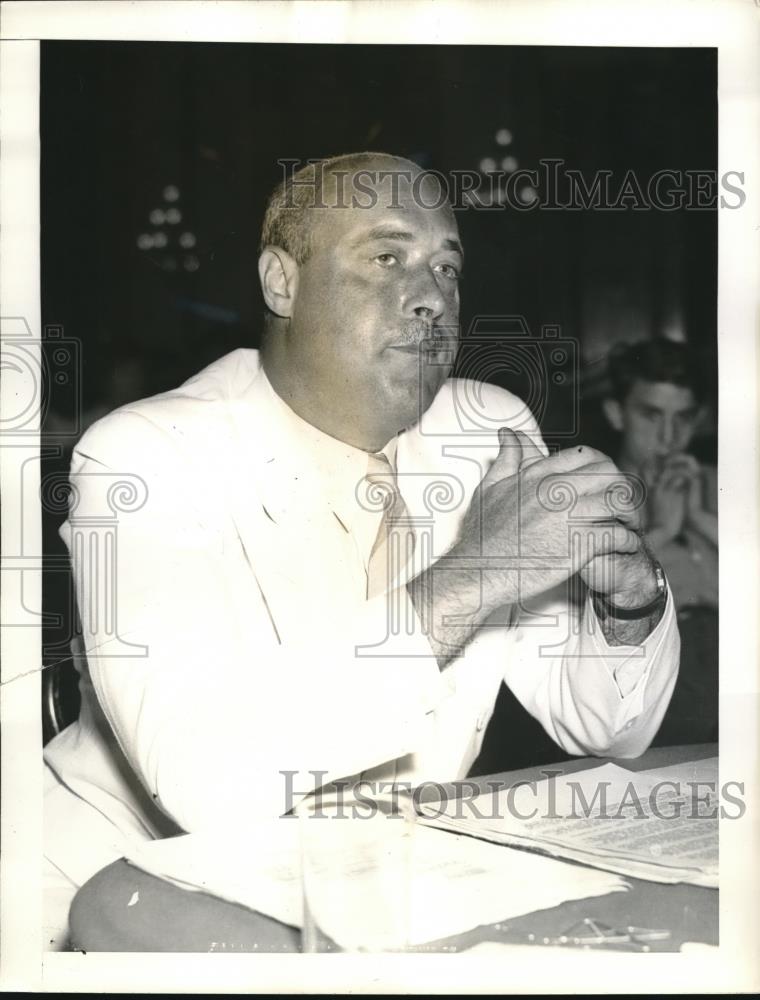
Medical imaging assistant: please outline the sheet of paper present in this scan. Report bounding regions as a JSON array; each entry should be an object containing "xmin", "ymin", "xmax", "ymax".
[
  {"xmin": 420, "ymin": 760, "xmax": 718, "ymax": 887},
  {"xmin": 633, "ymin": 755, "xmax": 718, "ymax": 786},
  {"xmin": 124, "ymin": 819, "xmax": 627, "ymax": 949}
]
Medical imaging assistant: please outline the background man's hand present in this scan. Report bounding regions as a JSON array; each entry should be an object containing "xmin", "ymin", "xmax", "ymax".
[
  {"xmin": 641, "ymin": 452, "xmax": 699, "ymax": 545},
  {"xmin": 681, "ymin": 457, "xmax": 719, "ymax": 546}
]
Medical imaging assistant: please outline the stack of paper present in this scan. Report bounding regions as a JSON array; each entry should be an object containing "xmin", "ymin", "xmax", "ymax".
[
  {"xmin": 124, "ymin": 817, "xmax": 628, "ymax": 949},
  {"xmin": 418, "ymin": 758, "xmax": 718, "ymax": 888}
]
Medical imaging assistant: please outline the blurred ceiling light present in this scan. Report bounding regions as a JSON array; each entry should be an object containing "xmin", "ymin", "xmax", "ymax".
[
  {"xmin": 163, "ymin": 185, "xmax": 180, "ymax": 202},
  {"xmin": 501, "ymin": 155, "xmax": 518, "ymax": 172},
  {"xmin": 495, "ymin": 128, "xmax": 513, "ymax": 146},
  {"xmin": 166, "ymin": 207, "xmax": 182, "ymax": 224},
  {"xmin": 479, "ymin": 157, "xmax": 497, "ymax": 173},
  {"xmin": 199, "ymin": 146, "xmax": 221, "ymax": 162},
  {"xmin": 137, "ymin": 234, "xmax": 153, "ymax": 250},
  {"xmin": 152, "ymin": 232, "xmax": 168, "ymax": 248},
  {"xmin": 149, "ymin": 208, "xmax": 166, "ymax": 225},
  {"xmin": 519, "ymin": 185, "xmax": 538, "ymax": 205},
  {"xmin": 183, "ymin": 255, "xmax": 200, "ymax": 272},
  {"xmin": 663, "ymin": 325, "xmax": 687, "ymax": 343},
  {"xmin": 179, "ymin": 231, "xmax": 196, "ymax": 249}
]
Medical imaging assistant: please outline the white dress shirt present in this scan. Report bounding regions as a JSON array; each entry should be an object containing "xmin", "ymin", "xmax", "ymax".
[{"xmin": 43, "ymin": 348, "xmax": 680, "ymax": 894}]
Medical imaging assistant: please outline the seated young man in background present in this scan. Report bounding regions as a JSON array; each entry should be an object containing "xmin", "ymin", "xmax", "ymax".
[{"xmin": 603, "ymin": 338, "xmax": 718, "ymax": 746}]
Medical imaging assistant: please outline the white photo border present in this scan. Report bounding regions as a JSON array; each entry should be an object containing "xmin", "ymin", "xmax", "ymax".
[{"xmin": 1, "ymin": 0, "xmax": 758, "ymax": 993}]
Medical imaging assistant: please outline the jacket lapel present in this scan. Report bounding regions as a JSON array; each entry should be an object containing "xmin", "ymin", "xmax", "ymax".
[{"xmin": 221, "ymin": 377, "xmax": 364, "ymax": 636}]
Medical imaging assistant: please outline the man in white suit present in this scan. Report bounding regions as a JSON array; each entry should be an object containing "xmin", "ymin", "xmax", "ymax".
[{"xmin": 43, "ymin": 153, "xmax": 679, "ymax": 948}]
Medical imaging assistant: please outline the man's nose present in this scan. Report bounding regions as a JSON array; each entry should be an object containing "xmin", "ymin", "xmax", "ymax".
[
  {"xmin": 403, "ymin": 268, "xmax": 447, "ymax": 322},
  {"xmin": 659, "ymin": 419, "xmax": 675, "ymax": 449}
]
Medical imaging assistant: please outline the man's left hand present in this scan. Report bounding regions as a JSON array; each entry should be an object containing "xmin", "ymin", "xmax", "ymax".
[
  {"xmin": 576, "ymin": 468, "xmax": 665, "ymax": 647},
  {"xmin": 580, "ymin": 543, "xmax": 660, "ymax": 609}
]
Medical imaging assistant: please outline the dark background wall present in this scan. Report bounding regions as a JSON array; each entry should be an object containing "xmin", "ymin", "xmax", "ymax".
[
  {"xmin": 41, "ymin": 42, "xmax": 717, "ymax": 422},
  {"xmin": 40, "ymin": 42, "xmax": 717, "ymax": 753}
]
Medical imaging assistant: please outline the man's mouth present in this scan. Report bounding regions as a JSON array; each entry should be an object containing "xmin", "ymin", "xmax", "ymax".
[
  {"xmin": 387, "ymin": 319, "xmax": 458, "ymax": 362},
  {"xmin": 388, "ymin": 343, "xmax": 422, "ymax": 354},
  {"xmin": 387, "ymin": 339, "xmax": 459, "ymax": 369}
]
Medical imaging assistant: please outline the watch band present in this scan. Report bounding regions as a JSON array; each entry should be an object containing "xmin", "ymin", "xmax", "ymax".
[{"xmin": 592, "ymin": 561, "xmax": 668, "ymax": 620}]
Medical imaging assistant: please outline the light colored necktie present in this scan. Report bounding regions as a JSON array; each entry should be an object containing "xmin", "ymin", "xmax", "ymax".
[
  {"xmin": 360, "ymin": 454, "xmax": 416, "ymax": 789},
  {"xmin": 365, "ymin": 451, "xmax": 416, "ymax": 599}
]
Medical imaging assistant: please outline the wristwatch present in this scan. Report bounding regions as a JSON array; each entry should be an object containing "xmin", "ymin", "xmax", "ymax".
[{"xmin": 591, "ymin": 561, "xmax": 668, "ymax": 620}]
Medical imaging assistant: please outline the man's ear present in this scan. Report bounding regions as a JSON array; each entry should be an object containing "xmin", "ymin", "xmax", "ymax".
[
  {"xmin": 601, "ymin": 397, "xmax": 624, "ymax": 432},
  {"xmin": 258, "ymin": 247, "xmax": 299, "ymax": 318}
]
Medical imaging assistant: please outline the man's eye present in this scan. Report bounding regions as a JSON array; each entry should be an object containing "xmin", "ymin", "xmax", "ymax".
[
  {"xmin": 435, "ymin": 263, "xmax": 462, "ymax": 281},
  {"xmin": 374, "ymin": 253, "xmax": 398, "ymax": 267}
]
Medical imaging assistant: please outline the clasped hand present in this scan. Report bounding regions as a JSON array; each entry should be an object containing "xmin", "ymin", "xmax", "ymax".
[
  {"xmin": 641, "ymin": 452, "xmax": 706, "ymax": 543},
  {"xmin": 448, "ymin": 427, "xmax": 658, "ymax": 616}
]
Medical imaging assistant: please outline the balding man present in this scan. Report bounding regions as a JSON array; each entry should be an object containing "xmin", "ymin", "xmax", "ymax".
[{"xmin": 43, "ymin": 153, "xmax": 679, "ymax": 948}]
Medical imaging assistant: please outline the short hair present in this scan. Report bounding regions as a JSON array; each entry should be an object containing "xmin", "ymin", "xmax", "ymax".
[
  {"xmin": 259, "ymin": 151, "xmax": 424, "ymax": 264},
  {"xmin": 607, "ymin": 338, "xmax": 706, "ymax": 403}
]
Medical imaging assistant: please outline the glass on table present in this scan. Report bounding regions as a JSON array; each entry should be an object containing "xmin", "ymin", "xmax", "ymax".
[{"xmin": 296, "ymin": 792, "xmax": 416, "ymax": 953}]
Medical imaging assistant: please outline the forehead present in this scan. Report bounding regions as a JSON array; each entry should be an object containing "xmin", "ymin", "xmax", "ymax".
[
  {"xmin": 310, "ymin": 166, "xmax": 460, "ymax": 251},
  {"xmin": 627, "ymin": 380, "xmax": 698, "ymax": 411}
]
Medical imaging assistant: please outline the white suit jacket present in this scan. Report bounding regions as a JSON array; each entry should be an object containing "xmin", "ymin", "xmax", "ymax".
[{"xmin": 44, "ymin": 349, "xmax": 679, "ymax": 887}]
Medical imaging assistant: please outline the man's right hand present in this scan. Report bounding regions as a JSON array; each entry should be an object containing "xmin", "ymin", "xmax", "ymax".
[
  {"xmin": 408, "ymin": 427, "xmax": 642, "ymax": 667},
  {"xmin": 450, "ymin": 427, "xmax": 643, "ymax": 617}
]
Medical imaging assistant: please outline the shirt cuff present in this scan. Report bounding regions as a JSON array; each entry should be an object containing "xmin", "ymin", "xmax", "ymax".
[{"xmin": 584, "ymin": 586, "xmax": 677, "ymax": 700}]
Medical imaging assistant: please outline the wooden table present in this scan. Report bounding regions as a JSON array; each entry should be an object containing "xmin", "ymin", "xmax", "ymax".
[{"xmin": 68, "ymin": 743, "xmax": 718, "ymax": 953}]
